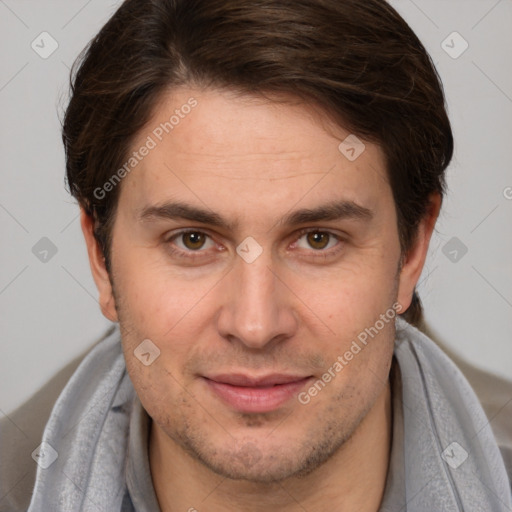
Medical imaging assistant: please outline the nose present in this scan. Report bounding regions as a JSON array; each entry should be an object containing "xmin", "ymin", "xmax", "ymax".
[{"xmin": 215, "ymin": 246, "xmax": 298, "ymax": 350}]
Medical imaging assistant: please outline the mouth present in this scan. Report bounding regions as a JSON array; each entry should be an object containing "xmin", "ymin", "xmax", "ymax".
[{"xmin": 202, "ymin": 373, "xmax": 313, "ymax": 413}]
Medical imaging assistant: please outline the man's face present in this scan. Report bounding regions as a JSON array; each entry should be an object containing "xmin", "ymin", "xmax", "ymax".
[{"xmin": 103, "ymin": 87, "xmax": 406, "ymax": 481}]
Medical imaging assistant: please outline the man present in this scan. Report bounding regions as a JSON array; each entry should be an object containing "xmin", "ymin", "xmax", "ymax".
[{"xmin": 3, "ymin": 0, "xmax": 511, "ymax": 510}]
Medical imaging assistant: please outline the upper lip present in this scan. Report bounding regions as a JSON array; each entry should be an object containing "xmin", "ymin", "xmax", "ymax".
[{"xmin": 204, "ymin": 373, "xmax": 311, "ymax": 387}]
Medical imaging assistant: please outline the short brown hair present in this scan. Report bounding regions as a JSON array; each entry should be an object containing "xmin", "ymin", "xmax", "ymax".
[{"xmin": 63, "ymin": 0, "xmax": 453, "ymax": 326}]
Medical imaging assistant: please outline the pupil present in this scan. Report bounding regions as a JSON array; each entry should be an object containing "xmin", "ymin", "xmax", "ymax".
[
  {"xmin": 185, "ymin": 232, "xmax": 204, "ymax": 249},
  {"xmin": 308, "ymin": 232, "xmax": 328, "ymax": 249}
]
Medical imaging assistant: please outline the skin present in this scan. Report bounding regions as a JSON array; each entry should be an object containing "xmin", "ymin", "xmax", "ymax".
[{"xmin": 81, "ymin": 87, "xmax": 440, "ymax": 511}]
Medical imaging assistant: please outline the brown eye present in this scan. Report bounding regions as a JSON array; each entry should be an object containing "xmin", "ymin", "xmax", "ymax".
[
  {"xmin": 306, "ymin": 231, "xmax": 331, "ymax": 250},
  {"xmin": 181, "ymin": 232, "xmax": 207, "ymax": 250},
  {"xmin": 294, "ymin": 230, "xmax": 341, "ymax": 254},
  {"xmin": 165, "ymin": 230, "xmax": 218, "ymax": 261}
]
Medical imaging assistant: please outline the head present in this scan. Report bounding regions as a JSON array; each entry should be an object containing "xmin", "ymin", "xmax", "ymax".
[{"xmin": 65, "ymin": 0, "xmax": 452, "ymax": 482}]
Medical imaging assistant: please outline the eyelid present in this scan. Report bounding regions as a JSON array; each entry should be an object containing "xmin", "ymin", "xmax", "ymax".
[
  {"xmin": 169, "ymin": 229, "xmax": 214, "ymax": 246},
  {"xmin": 165, "ymin": 228, "xmax": 219, "ymax": 259},
  {"xmin": 291, "ymin": 227, "xmax": 345, "ymax": 254}
]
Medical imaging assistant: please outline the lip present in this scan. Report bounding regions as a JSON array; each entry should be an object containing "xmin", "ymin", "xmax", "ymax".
[{"xmin": 203, "ymin": 373, "xmax": 312, "ymax": 413}]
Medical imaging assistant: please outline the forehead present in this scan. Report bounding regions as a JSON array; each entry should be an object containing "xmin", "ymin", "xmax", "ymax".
[{"xmin": 120, "ymin": 87, "xmax": 391, "ymax": 221}]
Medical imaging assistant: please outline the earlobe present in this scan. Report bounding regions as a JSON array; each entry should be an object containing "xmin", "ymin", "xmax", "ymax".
[
  {"xmin": 80, "ymin": 208, "xmax": 119, "ymax": 322},
  {"xmin": 397, "ymin": 193, "xmax": 441, "ymax": 313}
]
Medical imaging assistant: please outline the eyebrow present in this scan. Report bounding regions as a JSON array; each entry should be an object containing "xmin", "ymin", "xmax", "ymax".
[{"xmin": 137, "ymin": 199, "xmax": 373, "ymax": 230}]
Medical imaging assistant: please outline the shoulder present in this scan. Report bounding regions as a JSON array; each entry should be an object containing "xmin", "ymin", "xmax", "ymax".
[
  {"xmin": 452, "ymin": 353, "xmax": 512, "ymax": 485},
  {"xmin": 0, "ymin": 326, "xmax": 118, "ymax": 512},
  {"xmin": 401, "ymin": 318, "xmax": 512, "ymax": 487}
]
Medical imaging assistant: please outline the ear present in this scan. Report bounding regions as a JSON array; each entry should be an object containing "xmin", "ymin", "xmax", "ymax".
[
  {"xmin": 80, "ymin": 208, "xmax": 118, "ymax": 322},
  {"xmin": 397, "ymin": 193, "xmax": 441, "ymax": 314}
]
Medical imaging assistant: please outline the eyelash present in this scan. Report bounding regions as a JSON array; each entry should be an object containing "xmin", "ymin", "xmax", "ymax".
[{"xmin": 164, "ymin": 228, "xmax": 345, "ymax": 261}]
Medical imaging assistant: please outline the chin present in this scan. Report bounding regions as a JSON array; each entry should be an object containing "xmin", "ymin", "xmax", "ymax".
[{"xmin": 176, "ymin": 429, "xmax": 349, "ymax": 484}]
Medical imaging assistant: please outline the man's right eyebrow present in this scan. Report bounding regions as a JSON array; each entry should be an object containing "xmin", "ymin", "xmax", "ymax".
[{"xmin": 137, "ymin": 202, "xmax": 238, "ymax": 231}]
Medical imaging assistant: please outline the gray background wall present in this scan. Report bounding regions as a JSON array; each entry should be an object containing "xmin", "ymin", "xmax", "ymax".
[{"xmin": 1, "ymin": 0, "xmax": 511, "ymax": 415}]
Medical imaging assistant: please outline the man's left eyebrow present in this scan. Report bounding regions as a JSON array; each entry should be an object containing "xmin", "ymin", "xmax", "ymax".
[{"xmin": 278, "ymin": 200, "xmax": 374, "ymax": 227}]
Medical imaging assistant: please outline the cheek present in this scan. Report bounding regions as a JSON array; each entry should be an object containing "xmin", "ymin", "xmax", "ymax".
[
  {"xmin": 292, "ymin": 254, "xmax": 398, "ymax": 388},
  {"xmin": 113, "ymin": 248, "xmax": 218, "ymax": 339},
  {"xmin": 295, "ymin": 258, "xmax": 398, "ymax": 334},
  {"xmin": 126, "ymin": 361, "xmax": 191, "ymax": 429}
]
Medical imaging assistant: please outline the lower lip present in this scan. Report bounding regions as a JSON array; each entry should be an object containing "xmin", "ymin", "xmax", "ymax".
[{"xmin": 203, "ymin": 377, "xmax": 312, "ymax": 413}]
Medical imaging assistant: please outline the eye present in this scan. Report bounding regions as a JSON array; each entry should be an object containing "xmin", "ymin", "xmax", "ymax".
[
  {"xmin": 168, "ymin": 230, "xmax": 215, "ymax": 252},
  {"xmin": 294, "ymin": 230, "xmax": 341, "ymax": 251}
]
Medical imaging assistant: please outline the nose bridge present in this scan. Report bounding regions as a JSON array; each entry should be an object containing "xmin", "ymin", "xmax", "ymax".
[{"xmin": 216, "ymin": 245, "xmax": 297, "ymax": 348}]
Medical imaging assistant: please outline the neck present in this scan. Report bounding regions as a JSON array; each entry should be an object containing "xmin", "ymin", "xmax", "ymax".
[{"xmin": 149, "ymin": 381, "xmax": 392, "ymax": 512}]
